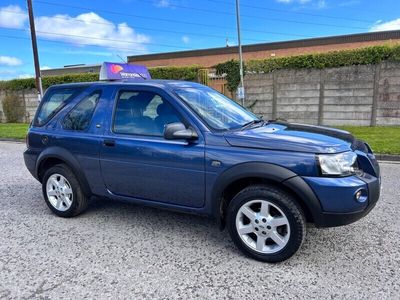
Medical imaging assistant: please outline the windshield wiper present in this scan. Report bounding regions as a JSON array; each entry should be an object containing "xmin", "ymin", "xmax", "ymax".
[{"xmin": 240, "ymin": 119, "xmax": 264, "ymax": 130}]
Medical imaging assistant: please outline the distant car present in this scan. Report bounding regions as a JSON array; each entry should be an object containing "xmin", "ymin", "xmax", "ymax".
[{"xmin": 24, "ymin": 80, "xmax": 380, "ymax": 262}]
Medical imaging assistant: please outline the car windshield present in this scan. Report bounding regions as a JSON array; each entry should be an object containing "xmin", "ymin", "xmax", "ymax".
[{"xmin": 175, "ymin": 87, "xmax": 259, "ymax": 130}]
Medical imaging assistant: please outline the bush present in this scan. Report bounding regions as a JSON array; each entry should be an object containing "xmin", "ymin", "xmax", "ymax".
[
  {"xmin": 2, "ymin": 91, "xmax": 25, "ymax": 122},
  {"xmin": 149, "ymin": 65, "xmax": 200, "ymax": 81},
  {"xmin": 246, "ymin": 44, "xmax": 400, "ymax": 73},
  {"xmin": 0, "ymin": 66, "xmax": 202, "ymax": 91},
  {"xmin": 215, "ymin": 60, "xmax": 243, "ymax": 93}
]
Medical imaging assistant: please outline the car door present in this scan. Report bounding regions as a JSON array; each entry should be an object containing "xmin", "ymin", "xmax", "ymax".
[
  {"xmin": 99, "ymin": 86, "xmax": 205, "ymax": 208},
  {"xmin": 54, "ymin": 87, "xmax": 108, "ymax": 196}
]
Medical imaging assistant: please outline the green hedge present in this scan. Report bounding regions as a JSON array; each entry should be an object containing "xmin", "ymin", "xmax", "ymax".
[
  {"xmin": 150, "ymin": 65, "xmax": 200, "ymax": 81},
  {"xmin": 0, "ymin": 66, "xmax": 201, "ymax": 91},
  {"xmin": 246, "ymin": 44, "xmax": 400, "ymax": 73},
  {"xmin": 214, "ymin": 44, "xmax": 400, "ymax": 93}
]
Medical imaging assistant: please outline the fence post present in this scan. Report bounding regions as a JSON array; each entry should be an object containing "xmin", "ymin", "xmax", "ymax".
[
  {"xmin": 318, "ymin": 69, "xmax": 326, "ymax": 126},
  {"xmin": 272, "ymin": 71, "xmax": 278, "ymax": 120},
  {"xmin": 197, "ymin": 69, "xmax": 209, "ymax": 85},
  {"xmin": 371, "ymin": 63, "xmax": 381, "ymax": 127}
]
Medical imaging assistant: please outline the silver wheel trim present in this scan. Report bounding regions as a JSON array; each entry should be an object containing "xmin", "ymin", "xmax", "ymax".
[
  {"xmin": 235, "ymin": 199, "xmax": 290, "ymax": 254},
  {"xmin": 46, "ymin": 174, "xmax": 73, "ymax": 212}
]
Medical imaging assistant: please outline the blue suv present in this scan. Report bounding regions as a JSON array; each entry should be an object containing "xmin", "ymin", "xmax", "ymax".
[{"xmin": 24, "ymin": 80, "xmax": 381, "ymax": 262}]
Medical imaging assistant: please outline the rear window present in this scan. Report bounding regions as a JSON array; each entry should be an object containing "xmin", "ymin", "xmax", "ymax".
[
  {"xmin": 34, "ymin": 87, "xmax": 84, "ymax": 126},
  {"xmin": 62, "ymin": 91, "xmax": 101, "ymax": 131}
]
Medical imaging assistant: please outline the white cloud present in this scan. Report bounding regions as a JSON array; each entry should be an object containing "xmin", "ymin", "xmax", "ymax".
[
  {"xmin": 317, "ymin": 0, "xmax": 327, "ymax": 8},
  {"xmin": 40, "ymin": 66, "xmax": 51, "ymax": 70},
  {"xmin": 35, "ymin": 12, "xmax": 151, "ymax": 54},
  {"xmin": 370, "ymin": 19, "xmax": 400, "ymax": 32},
  {"xmin": 0, "ymin": 5, "xmax": 27, "ymax": 29},
  {"xmin": 0, "ymin": 55, "xmax": 23, "ymax": 66},
  {"xmin": 18, "ymin": 74, "xmax": 34, "ymax": 79},
  {"xmin": 156, "ymin": 0, "xmax": 171, "ymax": 7},
  {"xmin": 277, "ymin": 0, "xmax": 312, "ymax": 3},
  {"xmin": 182, "ymin": 36, "xmax": 190, "ymax": 44}
]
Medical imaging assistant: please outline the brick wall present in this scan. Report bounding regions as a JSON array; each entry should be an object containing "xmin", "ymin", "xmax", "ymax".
[{"xmin": 244, "ymin": 61, "xmax": 400, "ymax": 126}]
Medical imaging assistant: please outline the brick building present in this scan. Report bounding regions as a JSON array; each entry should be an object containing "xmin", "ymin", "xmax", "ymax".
[
  {"xmin": 127, "ymin": 30, "xmax": 400, "ymax": 68},
  {"xmin": 41, "ymin": 30, "xmax": 400, "ymax": 76}
]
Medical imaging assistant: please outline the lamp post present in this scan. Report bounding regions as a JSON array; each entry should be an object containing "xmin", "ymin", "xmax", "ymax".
[
  {"xmin": 27, "ymin": 0, "xmax": 43, "ymax": 100},
  {"xmin": 235, "ymin": 0, "xmax": 245, "ymax": 106}
]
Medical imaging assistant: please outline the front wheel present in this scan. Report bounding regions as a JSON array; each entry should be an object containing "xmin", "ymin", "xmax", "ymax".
[{"xmin": 227, "ymin": 185, "xmax": 306, "ymax": 263}]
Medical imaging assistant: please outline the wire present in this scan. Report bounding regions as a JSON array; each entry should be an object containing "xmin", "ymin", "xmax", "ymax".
[
  {"xmin": 34, "ymin": 0, "xmax": 369, "ymax": 32},
  {"xmin": 0, "ymin": 27, "xmax": 196, "ymax": 50},
  {"xmin": 0, "ymin": 7, "xmax": 317, "ymax": 41},
  {"xmin": 202, "ymin": 0, "xmax": 375, "ymax": 24},
  {"xmin": 0, "ymin": 8, "xmax": 312, "ymax": 43},
  {"xmin": 0, "ymin": 33, "xmax": 188, "ymax": 53}
]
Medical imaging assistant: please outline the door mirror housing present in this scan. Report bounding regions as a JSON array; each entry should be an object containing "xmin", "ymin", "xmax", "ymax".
[{"xmin": 164, "ymin": 122, "xmax": 198, "ymax": 140}]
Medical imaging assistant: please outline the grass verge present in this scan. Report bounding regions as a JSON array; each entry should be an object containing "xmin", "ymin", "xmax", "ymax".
[
  {"xmin": 0, "ymin": 123, "xmax": 399, "ymax": 154},
  {"xmin": 0, "ymin": 123, "xmax": 28, "ymax": 140},
  {"xmin": 338, "ymin": 126, "xmax": 400, "ymax": 155}
]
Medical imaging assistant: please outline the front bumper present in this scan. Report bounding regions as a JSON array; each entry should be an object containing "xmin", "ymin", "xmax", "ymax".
[
  {"xmin": 304, "ymin": 172, "xmax": 380, "ymax": 227},
  {"xmin": 302, "ymin": 146, "xmax": 381, "ymax": 228}
]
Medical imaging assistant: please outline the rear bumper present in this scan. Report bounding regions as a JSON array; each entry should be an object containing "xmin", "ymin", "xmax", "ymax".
[{"xmin": 24, "ymin": 149, "xmax": 39, "ymax": 180}]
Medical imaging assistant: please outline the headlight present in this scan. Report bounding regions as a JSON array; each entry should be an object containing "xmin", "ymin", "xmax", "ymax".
[{"xmin": 317, "ymin": 152, "xmax": 358, "ymax": 176}]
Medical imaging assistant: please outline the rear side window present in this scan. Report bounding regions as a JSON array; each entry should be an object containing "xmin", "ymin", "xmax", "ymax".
[
  {"xmin": 34, "ymin": 87, "xmax": 84, "ymax": 126},
  {"xmin": 63, "ymin": 91, "xmax": 101, "ymax": 131}
]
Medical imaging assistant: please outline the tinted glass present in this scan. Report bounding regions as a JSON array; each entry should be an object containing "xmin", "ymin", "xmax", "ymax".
[
  {"xmin": 34, "ymin": 87, "xmax": 83, "ymax": 126},
  {"xmin": 175, "ymin": 87, "xmax": 258, "ymax": 130},
  {"xmin": 113, "ymin": 91, "xmax": 180, "ymax": 136},
  {"xmin": 63, "ymin": 91, "xmax": 101, "ymax": 131}
]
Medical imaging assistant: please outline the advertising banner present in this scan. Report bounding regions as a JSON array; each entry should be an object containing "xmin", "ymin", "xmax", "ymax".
[{"xmin": 99, "ymin": 62, "xmax": 151, "ymax": 81}]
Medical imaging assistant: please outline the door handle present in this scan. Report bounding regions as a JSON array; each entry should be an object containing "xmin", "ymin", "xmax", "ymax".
[{"xmin": 103, "ymin": 139, "xmax": 116, "ymax": 147}]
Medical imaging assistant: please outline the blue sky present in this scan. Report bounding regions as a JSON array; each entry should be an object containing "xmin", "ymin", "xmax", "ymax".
[{"xmin": 0, "ymin": 0, "xmax": 399, "ymax": 79}]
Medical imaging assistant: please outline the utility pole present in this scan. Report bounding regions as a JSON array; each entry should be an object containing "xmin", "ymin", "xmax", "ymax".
[
  {"xmin": 235, "ymin": 0, "xmax": 245, "ymax": 106},
  {"xmin": 27, "ymin": 0, "xmax": 43, "ymax": 100}
]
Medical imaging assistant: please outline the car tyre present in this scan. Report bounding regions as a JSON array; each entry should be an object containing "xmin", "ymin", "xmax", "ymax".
[
  {"xmin": 227, "ymin": 184, "xmax": 306, "ymax": 263},
  {"xmin": 42, "ymin": 164, "xmax": 90, "ymax": 217}
]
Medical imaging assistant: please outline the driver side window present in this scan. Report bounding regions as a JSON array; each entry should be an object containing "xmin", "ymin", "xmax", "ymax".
[{"xmin": 113, "ymin": 90, "xmax": 181, "ymax": 136}]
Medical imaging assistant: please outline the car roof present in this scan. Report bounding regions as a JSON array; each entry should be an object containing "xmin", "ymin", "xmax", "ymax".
[{"xmin": 49, "ymin": 80, "xmax": 206, "ymax": 91}]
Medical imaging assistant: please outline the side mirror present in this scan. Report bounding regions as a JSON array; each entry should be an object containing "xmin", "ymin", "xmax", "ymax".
[{"xmin": 164, "ymin": 122, "xmax": 198, "ymax": 140}]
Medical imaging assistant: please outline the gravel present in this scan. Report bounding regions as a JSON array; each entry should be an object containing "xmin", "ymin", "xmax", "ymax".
[{"xmin": 0, "ymin": 141, "xmax": 399, "ymax": 299}]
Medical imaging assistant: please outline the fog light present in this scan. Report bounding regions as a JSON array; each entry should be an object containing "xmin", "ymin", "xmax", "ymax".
[{"xmin": 354, "ymin": 189, "xmax": 368, "ymax": 203}]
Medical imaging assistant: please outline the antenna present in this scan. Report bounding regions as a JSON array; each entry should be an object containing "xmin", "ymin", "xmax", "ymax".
[{"xmin": 116, "ymin": 54, "xmax": 127, "ymax": 63}]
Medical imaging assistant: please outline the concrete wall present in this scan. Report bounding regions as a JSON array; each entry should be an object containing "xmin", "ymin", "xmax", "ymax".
[
  {"xmin": 0, "ymin": 89, "xmax": 38, "ymax": 123},
  {"xmin": 244, "ymin": 62, "xmax": 400, "ymax": 126},
  {"xmin": 1, "ymin": 62, "xmax": 399, "ymax": 126}
]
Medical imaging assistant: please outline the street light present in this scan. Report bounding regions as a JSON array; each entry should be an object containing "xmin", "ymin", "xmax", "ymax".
[
  {"xmin": 27, "ymin": 0, "xmax": 43, "ymax": 100},
  {"xmin": 235, "ymin": 0, "xmax": 245, "ymax": 106}
]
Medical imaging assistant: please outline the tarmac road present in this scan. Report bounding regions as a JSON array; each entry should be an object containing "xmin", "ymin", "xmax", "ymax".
[{"xmin": 0, "ymin": 141, "xmax": 399, "ymax": 299}]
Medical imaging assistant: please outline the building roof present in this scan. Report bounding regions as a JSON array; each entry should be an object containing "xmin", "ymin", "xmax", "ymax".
[{"xmin": 128, "ymin": 30, "xmax": 400, "ymax": 62}]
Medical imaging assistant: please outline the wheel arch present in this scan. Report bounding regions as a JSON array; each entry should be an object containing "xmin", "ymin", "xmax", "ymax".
[
  {"xmin": 211, "ymin": 162, "xmax": 322, "ymax": 228},
  {"xmin": 36, "ymin": 147, "xmax": 92, "ymax": 196}
]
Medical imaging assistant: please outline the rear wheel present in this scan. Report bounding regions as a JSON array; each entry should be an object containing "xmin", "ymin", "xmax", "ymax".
[
  {"xmin": 227, "ymin": 185, "xmax": 306, "ymax": 263},
  {"xmin": 42, "ymin": 164, "xmax": 90, "ymax": 217}
]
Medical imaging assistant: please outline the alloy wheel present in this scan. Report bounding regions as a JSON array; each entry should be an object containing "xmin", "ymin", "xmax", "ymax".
[
  {"xmin": 235, "ymin": 199, "xmax": 290, "ymax": 254},
  {"xmin": 46, "ymin": 174, "xmax": 73, "ymax": 211}
]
